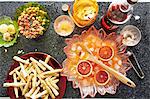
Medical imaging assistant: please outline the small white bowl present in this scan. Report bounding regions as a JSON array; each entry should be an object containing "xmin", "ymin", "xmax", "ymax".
[
  {"xmin": 120, "ymin": 25, "xmax": 141, "ymax": 46},
  {"xmin": 54, "ymin": 15, "xmax": 75, "ymax": 36}
]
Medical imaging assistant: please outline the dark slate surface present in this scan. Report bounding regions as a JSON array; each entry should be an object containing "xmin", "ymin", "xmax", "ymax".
[{"xmin": 0, "ymin": 2, "xmax": 150, "ymax": 99}]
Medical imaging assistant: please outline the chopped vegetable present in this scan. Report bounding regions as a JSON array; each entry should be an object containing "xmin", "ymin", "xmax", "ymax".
[{"xmin": 15, "ymin": 2, "xmax": 50, "ymax": 39}]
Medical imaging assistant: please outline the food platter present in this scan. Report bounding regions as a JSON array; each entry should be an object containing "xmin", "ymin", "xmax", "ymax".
[
  {"xmin": 0, "ymin": 1, "xmax": 149, "ymax": 99},
  {"xmin": 62, "ymin": 26, "xmax": 134, "ymax": 98},
  {"xmin": 5, "ymin": 52, "xmax": 66, "ymax": 99}
]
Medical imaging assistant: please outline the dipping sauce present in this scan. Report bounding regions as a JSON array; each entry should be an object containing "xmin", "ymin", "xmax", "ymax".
[
  {"xmin": 120, "ymin": 25, "xmax": 141, "ymax": 46},
  {"xmin": 54, "ymin": 15, "xmax": 75, "ymax": 36}
]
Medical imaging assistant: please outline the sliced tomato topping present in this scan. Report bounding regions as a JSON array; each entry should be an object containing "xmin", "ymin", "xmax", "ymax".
[
  {"xmin": 99, "ymin": 46, "xmax": 113, "ymax": 60},
  {"xmin": 95, "ymin": 70, "xmax": 109, "ymax": 85},
  {"xmin": 77, "ymin": 61, "xmax": 92, "ymax": 76}
]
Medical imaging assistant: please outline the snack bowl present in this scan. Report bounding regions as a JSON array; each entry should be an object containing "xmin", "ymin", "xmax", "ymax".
[
  {"xmin": 5, "ymin": 52, "xmax": 66, "ymax": 99},
  {"xmin": 120, "ymin": 25, "xmax": 141, "ymax": 46},
  {"xmin": 16, "ymin": 2, "xmax": 50, "ymax": 39},
  {"xmin": 54, "ymin": 15, "xmax": 75, "ymax": 36}
]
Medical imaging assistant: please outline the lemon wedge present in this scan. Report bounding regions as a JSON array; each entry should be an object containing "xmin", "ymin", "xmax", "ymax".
[
  {"xmin": 0, "ymin": 24, "xmax": 8, "ymax": 34},
  {"xmin": 7, "ymin": 24, "xmax": 16, "ymax": 34}
]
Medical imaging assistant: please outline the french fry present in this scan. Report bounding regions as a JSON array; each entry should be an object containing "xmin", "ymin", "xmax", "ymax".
[
  {"xmin": 26, "ymin": 66, "xmax": 34, "ymax": 75},
  {"xmin": 49, "ymin": 79, "xmax": 59, "ymax": 90},
  {"xmin": 52, "ymin": 79, "xmax": 59, "ymax": 84},
  {"xmin": 40, "ymin": 84, "xmax": 43, "ymax": 88},
  {"xmin": 13, "ymin": 73, "xmax": 19, "ymax": 98},
  {"xmin": 3, "ymin": 83, "xmax": 26, "ymax": 87},
  {"xmin": 30, "ymin": 57, "xmax": 46, "ymax": 71},
  {"xmin": 29, "ymin": 81, "xmax": 32, "ymax": 89},
  {"xmin": 25, "ymin": 62, "xmax": 33, "ymax": 71},
  {"xmin": 31, "ymin": 87, "xmax": 40, "ymax": 98},
  {"xmin": 9, "ymin": 64, "xmax": 28, "ymax": 75},
  {"xmin": 53, "ymin": 73, "xmax": 59, "ymax": 77},
  {"xmin": 42, "ymin": 85, "xmax": 46, "ymax": 90},
  {"xmin": 32, "ymin": 69, "xmax": 37, "ymax": 88},
  {"xmin": 41, "ymin": 69, "xmax": 62, "ymax": 75},
  {"xmin": 40, "ymin": 73, "xmax": 59, "ymax": 79},
  {"xmin": 41, "ymin": 83, "xmax": 47, "ymax": 90},
  {"xmin": 20, "ymin": 63, "xmax": 28, "ymax": 77},
  {"xmin": 13, "ymin": 56, "xmax": 29, "ymax": 64},
  {"xmin": 25, "ymin": 87, "xmax": 35, "ymax": 98},
  {"xmin": 46, "ymin": 78, "xmax": 59, "ymax": 96},
  {"xmin": 40, "ymin": 75, "xmax": 52, "ymax": 79},
  {"xmin": 20, "ymin": 86, "xmax": 23, "ymax": 91},
  {"xmin": 26, "ymin": 59, "xmax": 30, "ymax": 63},
  {"xmin": 9, "ymin": 67, "xmax": 21, "ymax": 75},
  {"xmin": 19, "ymin": 80, "xmax": 24, "ymax": 91},
  {"xmin": 23, "ymin": 59, "xmax": 30, "ymax": 71},
  {"xmin": 39, "ymin": 60, "xmax": 54, "ymax": 71},
  {"xmin": 37, "ymin": 75, "xmax": 55, "ymax": 99},
  {"xmin": 34, "ymin": 90, "xmax": 48, "ymax": 99},
  {"xmin": 33, "ymin": 62, "xmax": 42, "ymax": 74},
  {"xmin": 50, "ymin": 77, "xmax": 57, "ymax": 81},
  {"xmin": 44, "ymin": 94, "xmax": 49, "ymax": 99},
  {"xmin": 22, "ymin": 74, "xmax": 33, "ymax": 95},
  {"xmin": 15, "ymin": 70, "xmax": 26, "ymax": 83},
  {"xmin": 36, "ymin": 80, "xmax": 41, "ymax": 87},
  {"xmin": 24, "ymin": 59, "xmax": 30, "ymax": 68},
  {"xmin": 45, "ymin": 55, "xmax": 51, "ymax": 64},
  {"xmin": 17, "ymin": 77, "xmax": 20, "ymax": 80}
]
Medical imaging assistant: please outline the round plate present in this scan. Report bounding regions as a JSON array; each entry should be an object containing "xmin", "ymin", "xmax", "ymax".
[{"xmin": 5, "ymin": 52, "xmax": 66, "ymax": 99}]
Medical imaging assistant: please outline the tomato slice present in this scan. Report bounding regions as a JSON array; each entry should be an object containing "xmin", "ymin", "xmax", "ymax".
[
  {"xmin": 77, "ymin": 61, "xmax": 92, "ymax": 77},
  {"xmin": 95, "ymin": 70, "xmax": 110, "ymax": 85},
  {"xmin": 99, "ymin": 46, "xmax": 114, "ymax": 61}
]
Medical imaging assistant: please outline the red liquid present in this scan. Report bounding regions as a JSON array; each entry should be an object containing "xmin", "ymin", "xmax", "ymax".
[
  {"xmin": 101, "ymin": 15, "xmax": 118, "ymax": 32},
  {"xmin": 107, "ymin": 5, "xmax": 128, "ymax": 23}
]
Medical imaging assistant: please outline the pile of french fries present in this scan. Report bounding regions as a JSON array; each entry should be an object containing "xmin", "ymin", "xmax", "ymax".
[{"xmin": 3, "ymin": 55, "xmax": 63, "ymax": 99}]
